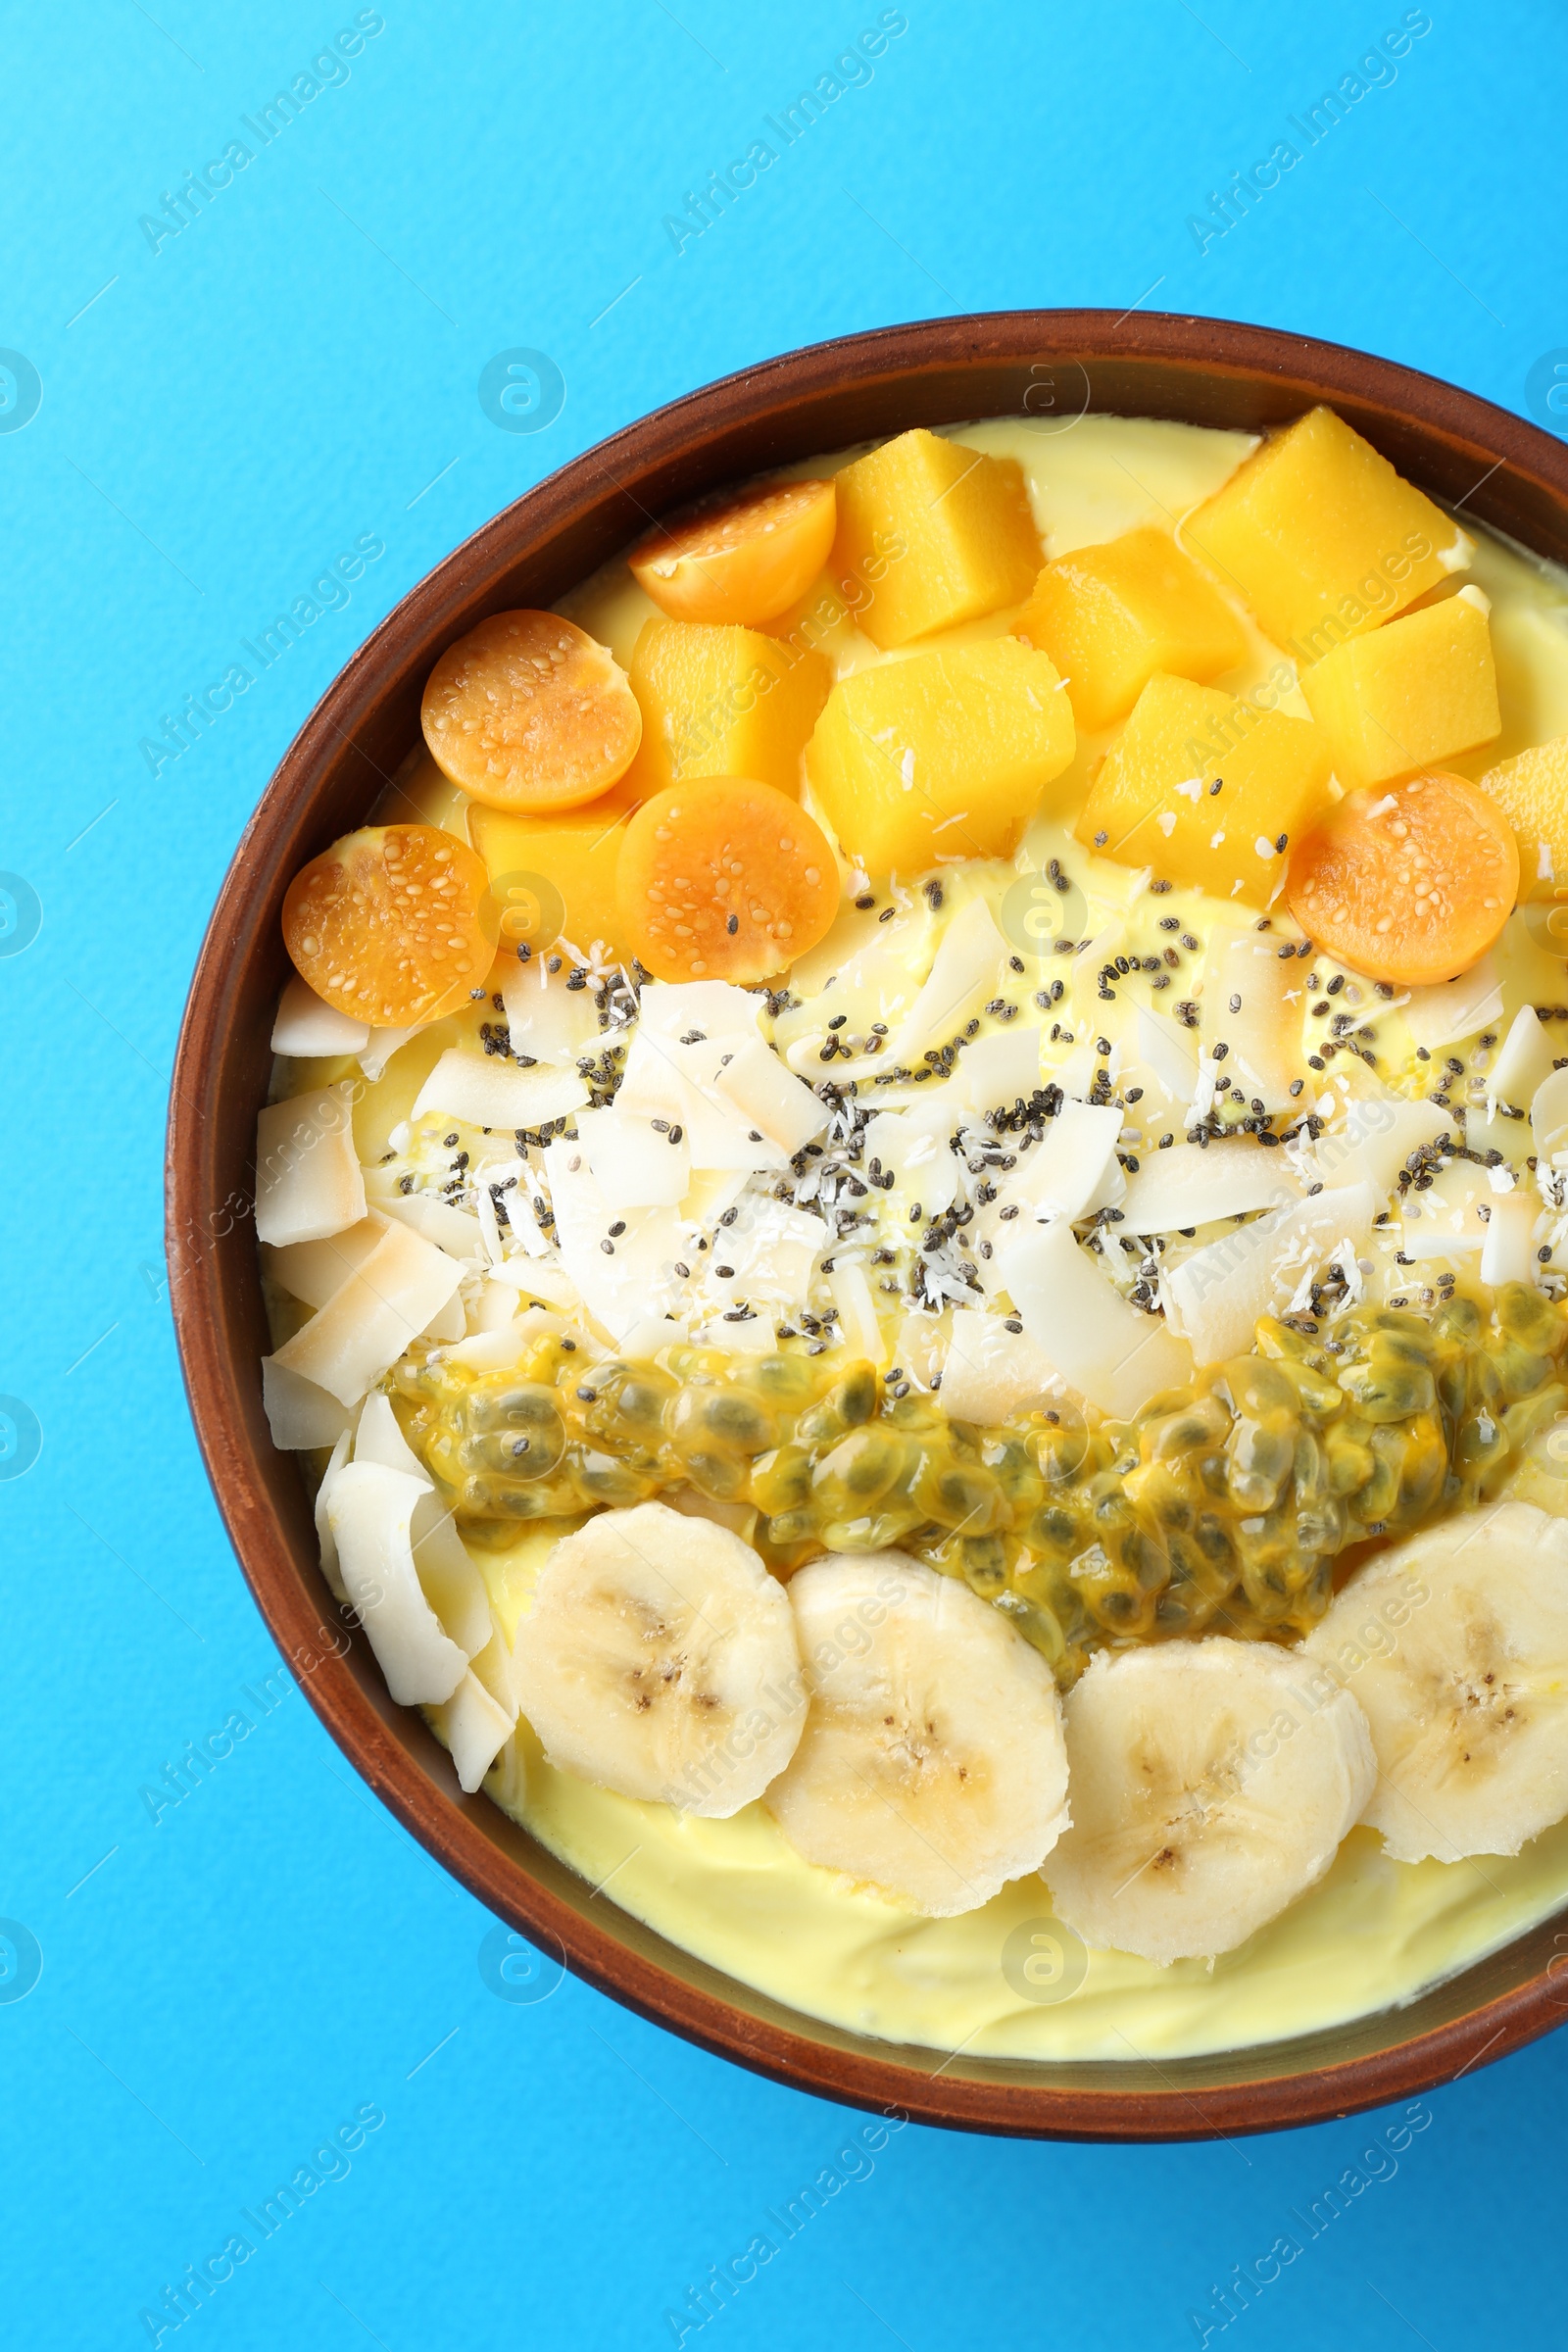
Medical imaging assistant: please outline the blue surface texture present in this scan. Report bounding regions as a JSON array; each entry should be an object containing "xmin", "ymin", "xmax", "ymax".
[{"xmin": 3, "ymin": 4, "xmax": 1566, "ymax": 2345}]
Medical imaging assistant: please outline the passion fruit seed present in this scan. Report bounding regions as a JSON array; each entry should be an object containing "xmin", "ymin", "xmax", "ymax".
[{"xmin": 390, "ymin": 1282, "xmax": 1568, "ymax": 1689}]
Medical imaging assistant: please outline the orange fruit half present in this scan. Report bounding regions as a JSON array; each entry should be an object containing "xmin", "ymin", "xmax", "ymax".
[
  {"xmin": 420, "ymin": 611, "xmax": 642, "ymax": 813},
  {"xmin": 282, "ymin": 823, "xmax": 496, "ymax": 1026}
]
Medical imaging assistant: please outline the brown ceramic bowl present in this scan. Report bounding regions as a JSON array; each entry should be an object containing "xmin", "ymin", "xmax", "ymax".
[{"xmin": 168, "ymin": 311, "xmax": 1568, "ymax": 2140}]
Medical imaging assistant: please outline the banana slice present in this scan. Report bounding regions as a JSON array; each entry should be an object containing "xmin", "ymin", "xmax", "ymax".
[
  {"xmin": 1304, "ymin": 1500, "xmax": 1568, "ymax": 1864},
  {"xmin": 1045, "ymin": 1640, "xmax": 1374, "ymax": 1964},
  {"xmin": 765, "ymin": 1553, "xmax": 1069, "ymax": 1918},
  {"xmin": 511, "ymin": 1499, "xmax": 806, "ymax": 1816}
]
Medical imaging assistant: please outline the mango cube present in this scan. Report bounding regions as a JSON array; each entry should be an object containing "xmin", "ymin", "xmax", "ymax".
[
  {"xmin": 1299, "ymin": 590, "xmax": 1500, "ymax": 789},
  {"xmin": 625, "ymin": 618, "xmax": 831, "ymax": 799},
  {"xmin": 831, "ymin": 428, "xmax": 1041, "ymax": 649},
  {"xmin": 468, "ymin": 780, "xmax": 643, "ymax": 962},
  {"xmin": 1480, "ymin": 732, "xmax": 1568, "ymax": 900},
  {"xmin": 1014, "ymin": 526, "xmax": 1248, "ymax": 731},
  {"xmin": 1076, "ymin": 672, "xmax": 1333, "ymax": 906},
  {"xmin": 1186, "ymin": 406, "xmax": 1466, "ymax": 660},
  {"xmin": 806, "ymin": 638, "xmax": 1074, "ymax": 876}
]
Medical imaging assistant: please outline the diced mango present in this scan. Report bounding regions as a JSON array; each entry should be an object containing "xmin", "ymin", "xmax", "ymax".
[
  {"xmin": 1185, "ymin": 406, "xmax": 1465, "ymax": 660},
  {"xmin": 1479, "ymin": 732, "xmax": 1568, "ymax": 900},
  {"xmin": 368, "ymin": 747, "xmax": 472, "ymax": 840},
  {"xmin": 468, "ymin": 779, "xmax": 643, "ymax": 961},
  {"xmin": 1076, "ymin": 671, "xmax": 1333, "ymax": 906},
  {"xmin": 831, "ymin": 428, "xmax": 1040, "ymax": 649},
  {"xmin": 764, "ymin": 566, "xmax": 875, "ymax": 666},
  {"xmin": 805, "ymin": 638, "xmax": 1074, "ymax": 876},
  {"xmin": 1299, "ymin": 589, "xmax": 1500, "ymax": 789},
  {"xmin": 1014, "ymin": 527, "xmax": 1247, "ymax": 731},
  {"xmin": 624, "ymin": 618, "xmax": 831, "ymax": 798}
]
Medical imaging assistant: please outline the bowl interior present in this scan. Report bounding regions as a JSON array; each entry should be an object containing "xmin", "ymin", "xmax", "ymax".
[{"xmin": 169, "ymin": 311, "xmax": 1568, "ymax": 2137}]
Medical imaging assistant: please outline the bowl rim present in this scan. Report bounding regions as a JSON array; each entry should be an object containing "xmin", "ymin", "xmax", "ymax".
[{"xmin": 168, "ymin": 307, "xmax": 1568, "ymax": 2140}]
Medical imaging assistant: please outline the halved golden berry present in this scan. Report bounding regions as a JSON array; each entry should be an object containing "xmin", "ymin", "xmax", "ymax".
[
  {"xmin": 282, "ymin": 823, "xmax": 496, "ymax": 1026},
  {"xmin": 616, "ymin": 777, "xmax": 838, "ymax": 982},
  {"xmin": 630, "ymin": 479, "xmax": 836, "ymax": 626},
  {"xmin": 420, "ymin": 611, "xmax": 641, "ymax": 813}
]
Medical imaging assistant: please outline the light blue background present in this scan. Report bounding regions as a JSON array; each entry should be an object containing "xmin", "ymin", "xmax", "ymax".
[{"xmin": 3, "ymin": 3, "xmax": 1566, "ymax": 2344}]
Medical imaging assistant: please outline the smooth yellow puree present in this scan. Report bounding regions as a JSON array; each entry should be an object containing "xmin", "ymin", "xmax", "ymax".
[{"xmin": 397, "ymin": 416, "xmax": 1568, "ymax": 2061}]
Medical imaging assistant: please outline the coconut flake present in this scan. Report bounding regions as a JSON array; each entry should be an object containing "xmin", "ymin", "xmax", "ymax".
[
  {"xmin": 315, "ymin": 1425, "xmax": 354, "ymax": 1601},
  {"xmin": 1201, "ymin": 929, "xmax": 1301, "ymax": 1111},
  {"xmin": 894, "ymin": 1308, "xmax": 948, "ymax": 1391},
  {"xmin": 376, "ymin": 1190, "xmax": 485, "ymax": 1259},
  {"xmin": 1013, "ymin": 1100, "xmax": 1123, "ymax": 1225},
  {"xmin": 1051, "ymin": 1043, "xmax": 1101, "ymax": 1101},
  {"xmin": 1163, "ymin": 1181, "xmax": 1376, "ymax": 1364},
  {"xmin": 1490, "ymin": 1006, "xmax": 1556, "ymax": 1114},
  {"xmin": 325, "ymin": 1460, "xmax": 468, "ymax": 1705},
  {"xmin": 680, "ymin": 1167, "xmax": 753, "ymax": 1236},
  {"xmin": 829, "ymin": 1259, "xmax": 887, "ymax": 1364},
  {"xmin": 576, "ymin": 1104, "xmax": 691, "ymax": 1207},
  {"xmin": 939, "ymin": 1307, "xmax": 1061, "ymax": 1424},
  {"xmin": 477, "ymin": 1158, "xmax": 550, "ymax": 1257},
  {"xmin": 1534, "ymin": 1064, "xmax": 1568, "ymax": 1160},
  {"xmin": 704, "ymin": 1198, "xmax": 824, "ymax": 1308},
  {"xmin": 355, "ymin": 1395, "xmax": 490, "ymax": 1655},
  {"xmin": 1185, "ymin": 1054, "xmax": 1222, "ymax": 1127},
  {"xmin": 500, "ymin": 958, "xmax": 603, "ymax": 1064},
  {"xmin": 271, "ymin": 973, "xmax": 370, "ymax": 1056},
  {"xmin": 699, "ymin": 1313, "xmax": 777, "ymax": 1356},
  {"xmin": 481, "ymin": 1251, "xmax": 584, "ymax": 1312},
  {"xmin": 264, "ymin": 1211, "xmax": 392, "ymax": 1308},
  {"xmin": 667, "ymin": 1036, "xmax": 794, "ymax": 1168},
  {"xmin": 261, "ymin": 1355, "xmax": 354, "ymax": 1449},
  {"xmin": 434, "ymin": 1670, "xmax": 517, "ymax": 1792},
  {"xmin": 1400, "ymin": 1160, "xmax": 1494, "ymax": 1258},
  {"xmin": 440, "ymin": 1318, "xmax": 529, "ymax": 1368},
  {"xmin": 1481, "ymin": 1190, "xmax": 1541, "ymax": 1287},
  {"xmin": 1403, "ymin": 956, "xmax": 1505, "ymax": 1052},
  {"xmin": 468, "ymin": 1279, "xmax": 524, "ymax": 1333},
  {"xmin": 544, "ymin": 1138, "xmax": 684, "ymax": 1340},
  {"xmin": 472, "ymin": 1179, "xmax": 506, "ymax": 1266},
  {"xmin": 1124, "ymin": 1006, "xmax": 1200, "ymax": 1119},
  {"xmin": 999, "ymin": 1220, "xmax": 1192, "ymax": 1418},
  {"xmin": 611, "ymin": 1311, "xmax": 681, "ymax": 1357},
  {"xmin": 358, "ymin": 1025, "xmax": 421, "ymax": 1083},
  {"xmin": 1074, "ymin": 925, "xmax": 1123, "ymax": 990},
  {"xmin": 1120, "ymin": 1138, "xmax": 1300, "ymax": 1235},
  {"xmin": 617, "ymin": 1029, "xmax": 788, "ymax": 1173},
  {"xmin": 863, "ymin": 1102, "xmax": 963, "ymax": 1218},
  {"xmin": 712, "ymin": 1035, "xmax": 829, "ymax": 1156},
  {"xmin": 637, "ymin": 980, "xmax": 764, "ymax": 1042},
  {"xmin": 892, "ymin": 895, "xmax": 1006, "ymax": 1063},
  {"xmin": 412, "ymin": 1050, "xmax": 589, "ymax": 1132},
  {"xmin": 954, "ymin": 1025, "xmax": 1044, "ymax": 1118},
  {"xmin": 256, "ymin": 1083, "xmax": 367, "ymax": 1248},
  {"xmin": 422, "ymin": 1289, "xmax": 468, "ymax": 1344},
  {"xmin": 1311, "ymin": 1098, "xmax": 1451, "ymax": 1195},
  {"xmin": 271, "ymin": 1218, "xmax": 465, "ymax": 1404}
]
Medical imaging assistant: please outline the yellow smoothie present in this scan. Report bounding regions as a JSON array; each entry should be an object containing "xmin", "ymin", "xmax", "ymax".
[{"xmin": 335, "ymin": 413, "xmax": 1568, "ymax": 2062}]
